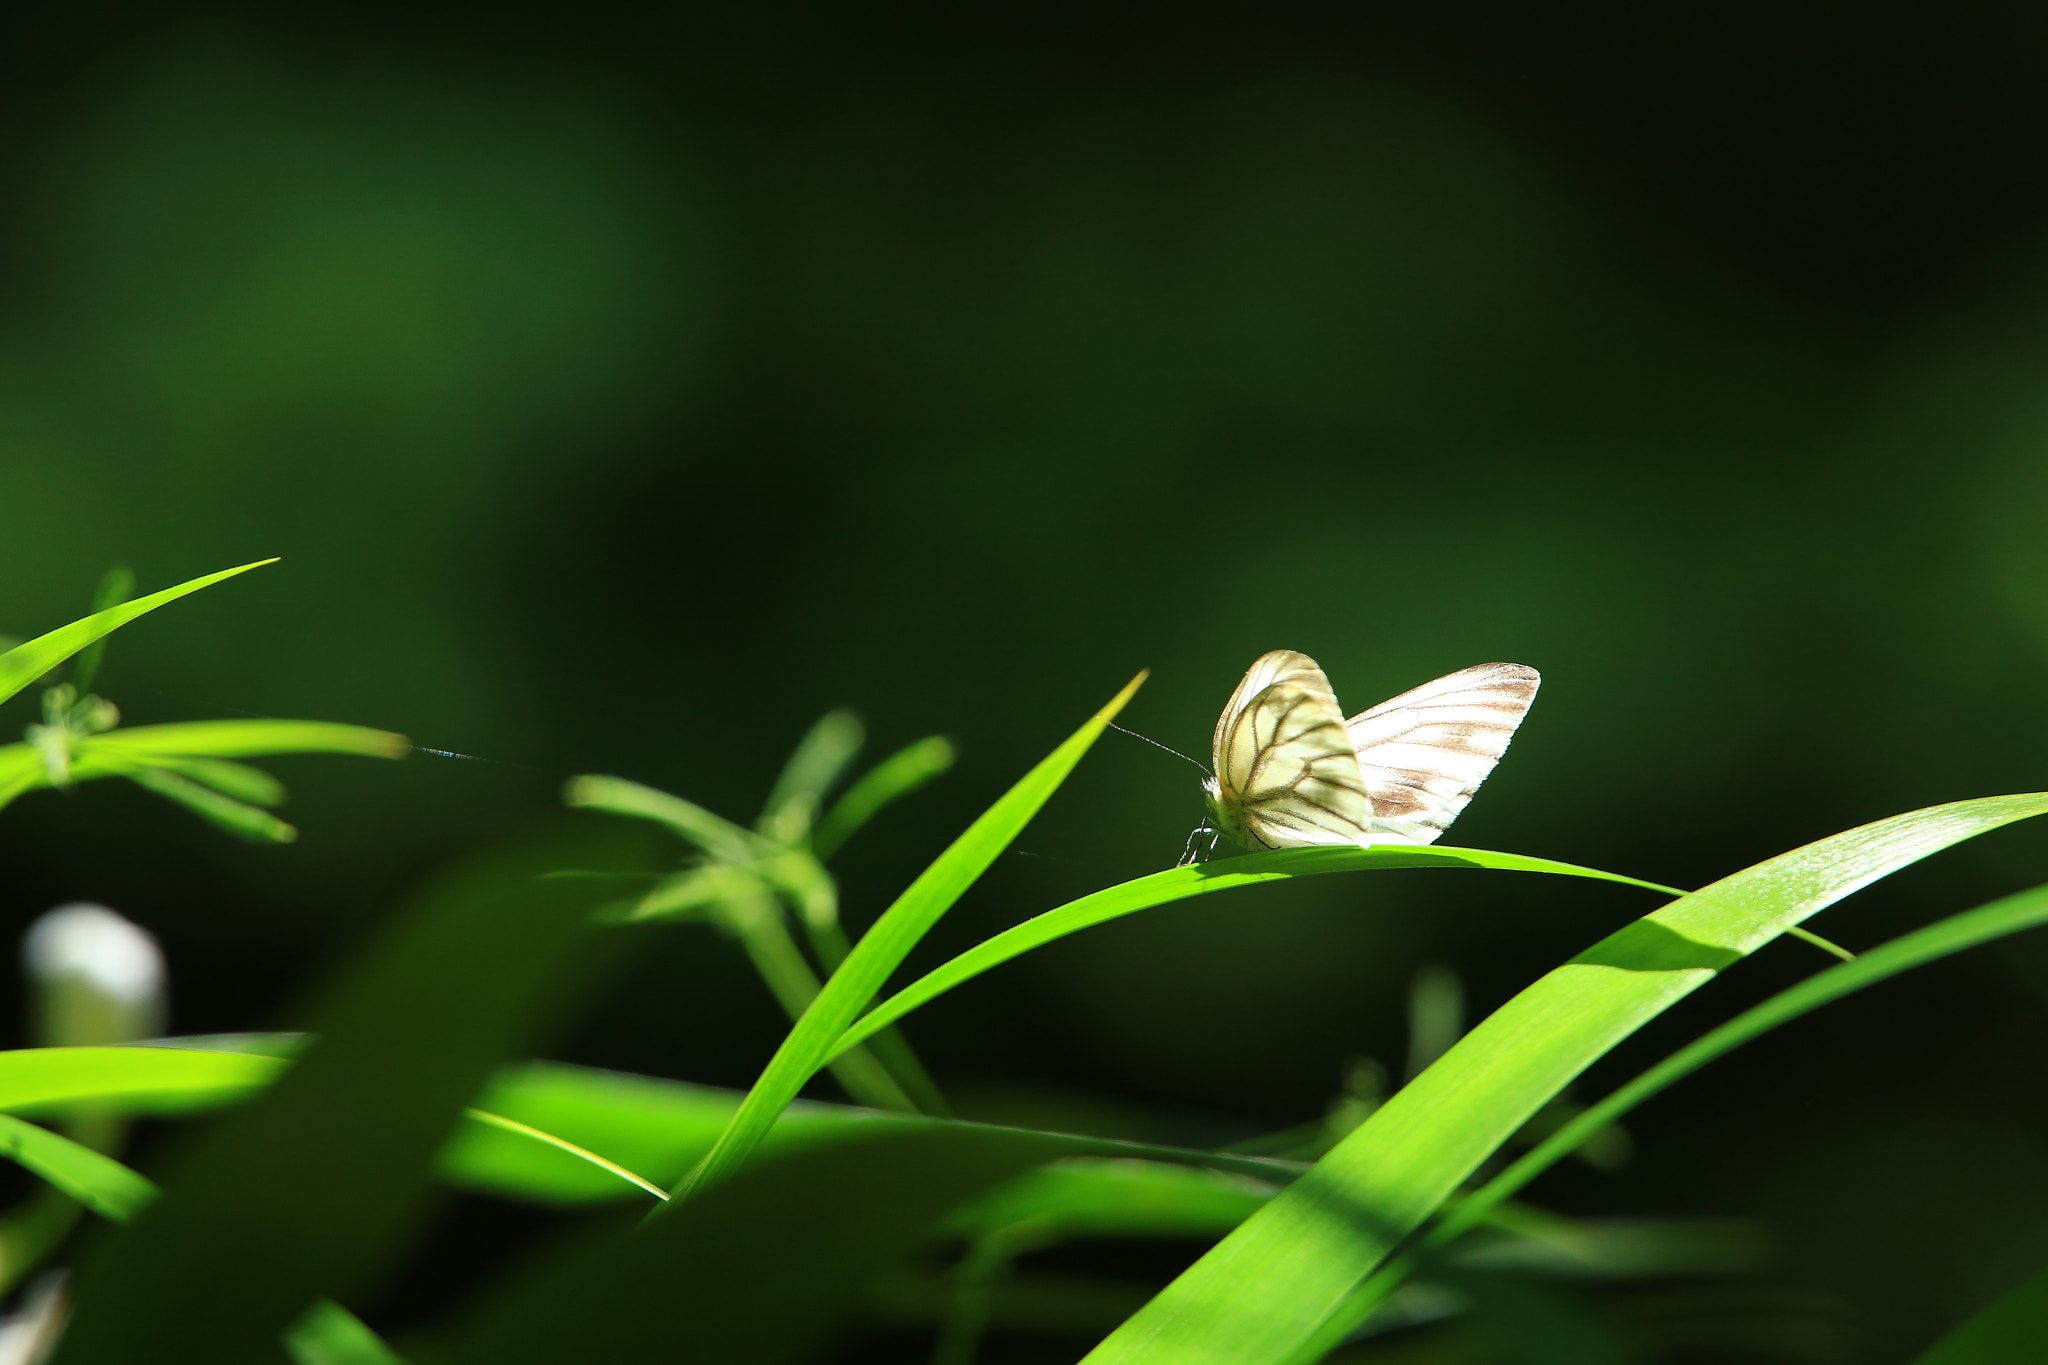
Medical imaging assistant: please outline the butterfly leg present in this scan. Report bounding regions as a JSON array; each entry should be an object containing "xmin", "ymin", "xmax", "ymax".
[{"xmin": 1177, "ymin": 824, "xmax": 1222, "ymax": 867}]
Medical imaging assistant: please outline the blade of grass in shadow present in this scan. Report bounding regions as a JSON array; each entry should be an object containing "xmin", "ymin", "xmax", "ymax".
[
  {"xmin": 670, "ymin": 673, "xmax": 1146, "ymax": 1203},
  {"xmin": 1910, "ymin": 1262, "xmax": 2048, "ymax": 1364},
  {"xmin": 1295, "ymin": 877, "xmax": 2048, "ymax": 1361},
  {"xmin": 1080, "ymin": 792, "xmax": 2048, "ymax": 1365},
  {"xmin": 0, "ymin": 560, "xmax": 277, "ymax": 705},
  {"xmin": 434, "ymin": 1128, "xmax": 1074, "ymax": 1365},
  {"xmin": 832, "ymin": 846, "xmax": 1677, "ymax": 1060},
  {"xmin": 50, "ymin": 823, "xmax": 650, "ymax": 1365}
]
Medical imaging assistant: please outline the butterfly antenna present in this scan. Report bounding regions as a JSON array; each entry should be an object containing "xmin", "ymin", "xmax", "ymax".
[{"xmin": 1106, "ymin": 722, "xmax": 1211, "ymax": 776}]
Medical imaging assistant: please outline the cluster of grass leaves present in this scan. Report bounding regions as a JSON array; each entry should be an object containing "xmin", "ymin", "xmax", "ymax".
[{"xmin": 3, "ymin": 561, "xmax": 2048, "ymax": 1362}]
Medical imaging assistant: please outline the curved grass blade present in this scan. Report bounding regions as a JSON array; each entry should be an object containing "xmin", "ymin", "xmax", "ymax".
[
  {"xmin": 669, "ymin": 673, "xmax": 1147, "ymax": 1203},
  {"xmin": 461, "ymin": 1109, "xmax": 667, "ymax": 1201},
  {"xmin": 566, "ymin": 775, "xmax": 763, "ymax": 864},
  {"xmin": 812, "ymin": 735, "xmax": 957, "ymax": 860},
  {"xmin": 0, "ymin": 1112, "xmax": 157, "ymax": 1221},
  {"xmin": 1080, "ymin": 792, "xmax": 2048, "ymax": 1365},
  {"xmin": 0, "ymin": 560, "xmax": 277, "ymax": 706},
  {"xmin": 830, "ymin": 846, "xmax": 1676, "ymax": 1061},
  {"xmin": 1296, "ymin": 878, "xmax": 2048, "ymax": 1361}
]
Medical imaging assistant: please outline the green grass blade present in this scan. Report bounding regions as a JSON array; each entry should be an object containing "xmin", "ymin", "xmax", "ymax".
[
  {"xmin": 566, "ymin": 774, "xmax": 764, "ymax": 864},
  {"xmin": 1912, "ymin": 1263, "xmax": 2048, "ymax": 1364},
  {"xmin": 68, "ymin": 564, "xmax": 135, "ymax": 697},
  {"xmin": 76, "ymin": 720, "xmax": 408, "ymax": 761},
  {"xmin": 1441, "ymin": 879, "xmax": 2048, "ymax": 1245},
  {"xmin": 831, "ymin": 846, "xmax": 1676, "ymax": 1060},
  {"xmin": 461, "ymin": 1108, "xmax": 668, "ymax": 1201},
  {"xmin": 0, "ymin": 1046, "xmax": 283, "ymax": 1114},
  {"xmin": 284, "ymin": 1300, "xmax": 407, "ymax": 1365},
  {"xmin": 812, "ymin": 735, "xmax": 957, "ymax": 860},
  {"xmin": 0, "ymin": 560, "xmax": 277, "ymax": 706},
  {"xmin": 0, "ymin": 1112, "xmax": 158, "ymax": 1221},
  {"xmin": 125, "ymin": 768, "xmax": 298, "ymax": 842},
  {"xmin": 670, "ymin": 673, "xmax": 1146, "ymax": 1202},
  {"xmin": 445, "ymin": 1060, "xmax": 1298, "ymax": 1206},
  {"xmin": 1080, "ymin": 791, "xmax": 2048, "ymax": 1365},
  {"xmin": 760, "ymin": 710, "xmax": 864, "ymax": 838}
]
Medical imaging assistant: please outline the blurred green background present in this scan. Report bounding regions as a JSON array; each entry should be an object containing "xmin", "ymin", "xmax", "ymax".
[{"xmin": 7, "ymin": 6, "xmax": 2048, "ymax": 1358}]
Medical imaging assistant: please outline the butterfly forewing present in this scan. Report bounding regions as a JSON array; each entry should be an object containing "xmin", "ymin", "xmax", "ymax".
[
  {"xmin": 1210, "ymin": 650, "xmax": 1374, "ymax": 850},
  {"xmin": 1344, "ymin": 661, "xmax": 1540, "ymax": 845}
]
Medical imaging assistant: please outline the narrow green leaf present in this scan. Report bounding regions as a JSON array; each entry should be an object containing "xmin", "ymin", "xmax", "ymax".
[
  {"xmin": 461, "ymin": 1108, "xmax": 667, "ymax": 1201},
  {"xmin": 126, "ymin": 768, "xmax": 297, "ymax": 843},
  {"xmin": 1912, "ymin": 1263, "xmax": 2048, "ymax": 1364},
  {"xmin": 813, "ymin": 735, "xmax": 956, "ymax": 860},
  {"xmin": 0, "ymin": 1112, "xmax": 157, "ymax": 1221},
  {"xmin": 566, "ymin": 774, "xmax": 763, "ymax": 864},
  {"xmin": 0, "ymin": 560, "xmax": 277, "ymax": 706},
  {"xmin": 155, "ymin": 758, "xmax": 288, "ymax": 807},
  {"xmin": 1445, "ymin": 879, "xmax": 2048, "ymax": 1244},
  {"xmin": 671, "ymin": 673, "xmax": 1147, "ymax": 1202},
  {"xmin": 760, "ymin": 710, "xmax": 864, "ymax": 840},
  {"xmin": 443, "ymin": 1060, "xmax": 1298, "ymax": 1206},
  {"xmin": 69, "ymin": 564, "xmax": 135, "ymax": 697},
  {"xmin": 0, "ymin": 1046, "xmax": 283, "ymax": 1114},
  {"xmin": 284, "ymin": 1300, "xmax": 406, "ymax": 1365},
  {"xmin": 1082, "ymin": 792, "xmax": 2048, "ymax": 1365},
  {"xmin": 76, "ymin": 720, "xmax": 408, "ymax": 761},
  {"xmin": 831, "ymin": 846, "xmax": 1675, "ymax": 1060}
]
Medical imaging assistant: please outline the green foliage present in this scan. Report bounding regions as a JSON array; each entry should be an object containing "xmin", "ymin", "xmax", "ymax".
[{"xmin": 7, "ymin": 579, "xmax": 2048, "ymax": 1361}]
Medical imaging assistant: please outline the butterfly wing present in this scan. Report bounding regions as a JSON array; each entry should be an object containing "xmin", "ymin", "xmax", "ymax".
[
  {"xmin": 1209, "ymin": 650, "xmax": 1374, "ymax": 849},
  {"xmin": 1344, "ymin": 662, "xmax": 1540, "ymax": 845}
]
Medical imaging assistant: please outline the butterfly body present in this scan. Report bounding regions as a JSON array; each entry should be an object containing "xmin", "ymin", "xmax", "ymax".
[{"xmin": 1203, "ymin": 649, "xmax": 1538, "ymax": 854}]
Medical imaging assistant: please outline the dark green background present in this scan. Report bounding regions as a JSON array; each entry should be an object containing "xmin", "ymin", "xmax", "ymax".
[{"xmin": 6, "ymin": 5, "xmax": 2048, "ymax": 1357}]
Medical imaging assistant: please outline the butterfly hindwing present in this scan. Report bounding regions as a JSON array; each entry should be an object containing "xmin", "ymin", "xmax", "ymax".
[
  {"xmin": 1210, "ymin": 650, "xmax": 1374, "ymax": 850},
  {"xmin": 1344, "ymin": 661, "xmax": 1540, "ymax": 845}
]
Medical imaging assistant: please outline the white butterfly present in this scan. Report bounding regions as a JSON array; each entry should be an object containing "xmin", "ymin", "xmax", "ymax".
[{"xmin": 1198, "ymin": 650, "xmax": 1539, "ymax": 857}]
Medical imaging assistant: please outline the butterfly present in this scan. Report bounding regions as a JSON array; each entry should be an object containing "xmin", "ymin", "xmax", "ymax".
[{"xmin": 1195, "ymin": 650, "xmax": 1539, "ymax": 859}]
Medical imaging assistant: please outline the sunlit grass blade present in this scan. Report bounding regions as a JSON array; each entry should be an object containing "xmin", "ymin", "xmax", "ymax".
[
  {"xmin": 670, "ymin": 673, "xmax": 1146, "ymax": 1202},
  {"xmin": 1080, "ymin": 791, "xmax": 2048, "ymax": 1365},
  {"xmin": 284, "ymin": 1300, "xmax": 406, "ymax": 1365},
  {"xmin": 76, "ymin": 719, "xmax": 408, "ymax": 761},
  {"xmin": 812, "ymin": 735, "xmax": 956, "ymax": 860},
  {"xmin": 460, "ymin": 1109, "xmax": 668, "ymax": 1201},
  {"xmin": 1910, "ymin": 1262, "xmax": 2048, "ymax": 1363},
  {"xmin": 444, "ymin": 1060, "xmax": 1299, "ymax": 1206},
  {"xmin": 0, "ymin": 1046, "xmax": 283, "ymax": 1114},
  {"xmin": 1295, "ymin": 877, "xmax": 2048, "ymax": 1360},
  {"xmin": 0, "ymin": 559, "xmax": 277, "ymax": 706},
  {"xmin": 0, "ymin": 1112, "xmax": 157, "ymax": 1221},
  {"xmin": 831, "ymin": 846, "xmax": 1676, "ymax": 1060}
]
